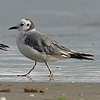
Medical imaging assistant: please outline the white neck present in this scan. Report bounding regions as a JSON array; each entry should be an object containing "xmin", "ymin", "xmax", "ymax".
[{"xmin": 28, "ymin": 28, "xmax": 36, "ymax": 32}]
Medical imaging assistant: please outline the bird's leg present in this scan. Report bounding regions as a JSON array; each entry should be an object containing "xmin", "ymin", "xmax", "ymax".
[
  {"xmin": 45, "ymin": 62, "xmax": 53, "ymax": 79},
  {"xmin": 17, "ymin": 61, "xmax": 37, "ymax": 77}
]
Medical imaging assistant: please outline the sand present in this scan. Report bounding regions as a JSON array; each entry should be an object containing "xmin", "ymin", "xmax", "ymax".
[{"xmin": 0, "ymin": 82, "xmax": 100, "ymax": 100}]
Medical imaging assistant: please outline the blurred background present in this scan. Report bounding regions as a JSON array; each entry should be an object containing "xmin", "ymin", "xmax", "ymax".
[{"xmin": 0, "ymin": 0, "xmax": 99, "ymax": 82}]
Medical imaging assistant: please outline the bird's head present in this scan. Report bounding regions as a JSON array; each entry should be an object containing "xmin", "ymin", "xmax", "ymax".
[{"xmin": 9, "ymin": 19, "xmax": 35, "ymax": 32}]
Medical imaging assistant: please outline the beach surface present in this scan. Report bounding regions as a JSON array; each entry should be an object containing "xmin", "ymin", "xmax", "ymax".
[
  {"xmin": 0, "ymin": 82, "xmax": 100, "ymax": 100},
  {"xmin": 0, "ymin": 0, "xmax": 99, "ymax": 83},
  {"xmin": 0, "ymin": 1, "xmax": 100, "ymax": 100}
]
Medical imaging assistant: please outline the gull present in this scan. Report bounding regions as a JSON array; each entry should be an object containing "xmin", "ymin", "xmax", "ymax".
[
  {"xmin": 0, "ymin": 43, "xmax": 9, "ymax": 51},
  {"xmin": 9, "ymin": 19, "xmax": 95, "ymax": 79}
]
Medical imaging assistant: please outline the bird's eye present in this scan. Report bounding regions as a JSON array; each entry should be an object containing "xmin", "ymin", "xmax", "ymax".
[
  {"xmin": 27, "ymin": 24, "xmax": 30, "ymax": 26},
  {"xmin": 20, "ymin": 23, "xmax": 24, "ymax": 26}
]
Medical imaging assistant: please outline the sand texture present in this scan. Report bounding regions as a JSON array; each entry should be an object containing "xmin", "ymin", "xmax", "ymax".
[{"xmin": 0, "ymin": 82, "xmax": 100, "ymax": 100}]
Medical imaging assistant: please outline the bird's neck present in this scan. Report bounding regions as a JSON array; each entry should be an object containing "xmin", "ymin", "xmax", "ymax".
[
  {"xmin": 17, "ymin": 29, "xmax": 37, "ymax": 37},
  {"xmin": 27, "ymin": 28, "xmax": 36, "ymax": 32}
]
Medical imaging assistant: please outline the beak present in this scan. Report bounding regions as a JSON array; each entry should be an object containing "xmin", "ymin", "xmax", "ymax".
[{"xmin": 9, "ymin": 26, "xmax": 18, "ymax": 30}]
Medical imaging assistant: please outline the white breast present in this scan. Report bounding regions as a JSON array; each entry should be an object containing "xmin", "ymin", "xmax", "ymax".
[{"xmin": 16, "ymin": 34, "xmax": 42, "ymax": 61}]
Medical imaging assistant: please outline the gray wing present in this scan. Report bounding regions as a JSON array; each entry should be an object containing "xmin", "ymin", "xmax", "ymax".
[{"xmin": 25, "ymin": 31, "xmax": 71, "ymax": 56}]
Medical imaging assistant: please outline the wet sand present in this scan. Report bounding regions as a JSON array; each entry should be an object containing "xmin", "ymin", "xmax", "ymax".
[{"xmin": 0, "ymin": 82, "xmax": 100, "ymax": 100}]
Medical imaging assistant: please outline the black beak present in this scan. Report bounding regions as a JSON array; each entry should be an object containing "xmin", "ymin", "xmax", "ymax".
[{"xmin": 9, "ymin": 26, "xmax": 18, "ymax": 30}]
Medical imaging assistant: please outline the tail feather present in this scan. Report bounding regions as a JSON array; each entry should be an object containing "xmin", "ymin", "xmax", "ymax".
[
  {"xmin": 70, "ymin": 53, "xmax": 95, "ymax": 60},
  {"xmin": 0, "ymin": 44, "xmax": 9, "ymax": 51}
]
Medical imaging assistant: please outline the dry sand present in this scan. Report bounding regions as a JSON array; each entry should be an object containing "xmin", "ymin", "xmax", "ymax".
[{"xmin": 0, "ymin": 82, "xmax": 100, "ymax": 100}]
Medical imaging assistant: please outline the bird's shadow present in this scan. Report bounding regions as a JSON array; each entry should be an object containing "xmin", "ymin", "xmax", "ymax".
[
  {"xmin": 0, "ymin": 75, "xmax": 34, "ymax": 82},
  {"xmin": 0, "ymin": 75, "xmax": 16, "ymax": 77},
  {"xmin": 0, "ymin": 75, "xmax": 55, "ymax": 82}
]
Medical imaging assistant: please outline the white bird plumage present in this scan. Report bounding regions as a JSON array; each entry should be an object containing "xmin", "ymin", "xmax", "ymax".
[{"xmin": 9, "ymin": 19, "xmax": 95, "ymax": 80}]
